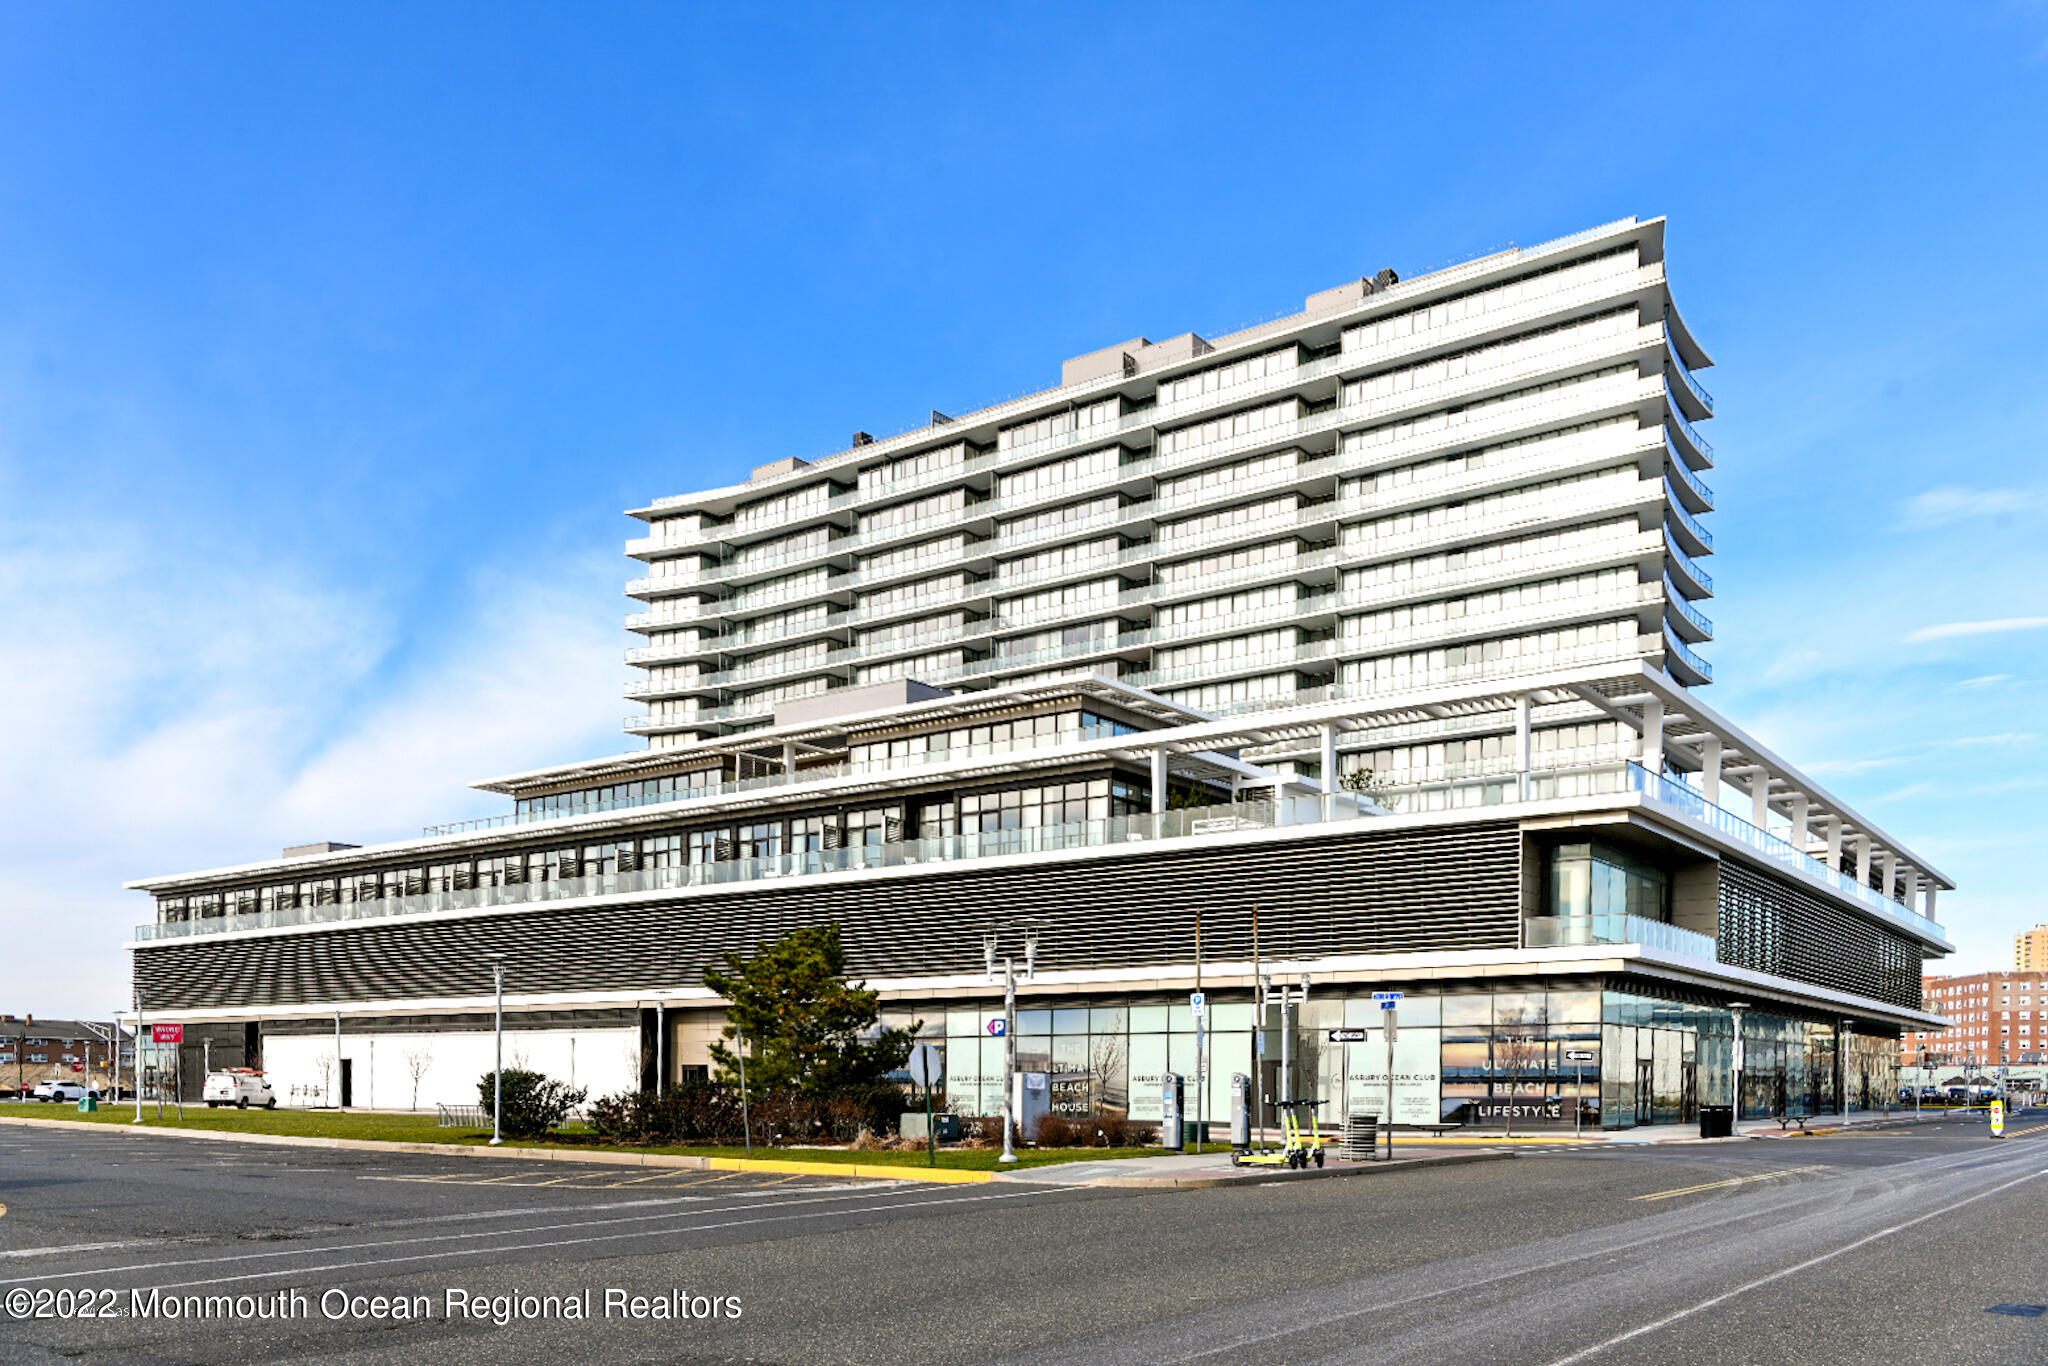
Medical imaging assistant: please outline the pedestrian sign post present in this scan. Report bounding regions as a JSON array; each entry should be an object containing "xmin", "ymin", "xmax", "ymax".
[
  {"xmin": 1189, "ymin": 991, "xmax": 1207, "ymax": 1020},
  {"xmin": 1563, "ymin": 1049, "xmax": 1596, "ymax": 1138},
  {"xmin": 905, "ymin": 1044, "xmax": 944, "ymax": 1165},
  {"xmin": 1991, "ymin": 1096, "xmax": 2006, "ymax": 1139}
]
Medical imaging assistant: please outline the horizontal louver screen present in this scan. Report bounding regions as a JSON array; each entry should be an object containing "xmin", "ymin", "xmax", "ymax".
[{"xmin": 134, "ymin": 823, "xmax": 1523, "ymax": 1012}]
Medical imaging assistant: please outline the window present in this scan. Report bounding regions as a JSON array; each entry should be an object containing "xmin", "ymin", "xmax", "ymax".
[
  {"xmin": 1341, "ymin": 308, "xmax": 1639, "ymax": 413},
  {"xmin": 1156, "ymin": 398, "xmax": 1302, "ymax": 458},
  {"xmin": 1157, "ymin": 494, "xmax": 1301, "ymax": 544},
  {"xmin": 997, "ymin": 397, "xmax": 1120, "ymax": 452},
  {"xmin": 688, "ymin": 829, "xmax": 735, "ymax": 865},
  {"xmin": 737, "ymin": 822, "xmax": 783, "ymax": 860},
  {"xmin": 997, "ymin": 619, "xmax": 1120, "ymax": 659},
  {"xmin": 1546, "ymin": 842, "xmax": 1672, "ymax": 923},
  {"xmin": 957, "ymin": 778, "xmax": 1144, "ymax": 832},
  {"xmin": 998, "ymin": 493, "xmax": 1123, "ymax": 542},
  {"xmin": 996, "ymin": 445, "xmax": 1121, "ymax": 501},
  {"xmin": 1156, "ymin": 346, "xmax": 1300, "ymax": 407},
  {"xmin": 789, "ymin": 815, "xmax": 837, "ymax": 853},
  {"xmin": 844, "ymin": 807, "xmax": 903, "ymax": 847},
  {"xmin": 859, "ymin": 487, "xmax": 973, "ymax": 536}
]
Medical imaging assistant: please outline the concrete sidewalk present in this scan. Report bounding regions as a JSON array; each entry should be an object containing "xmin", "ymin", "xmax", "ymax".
[{"xmin": 996, "ymin": 1145, "xmax": 1517, "ymax": 1188}]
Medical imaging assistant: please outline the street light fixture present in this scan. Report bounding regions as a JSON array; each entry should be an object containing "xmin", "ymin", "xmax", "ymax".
[
  {"xmin": 984, "ymin": 923, "xmax": 1038, "ymax": 1165},
  {"xmin": 487, "ymin": 954, "xmax": 506, "ymax": 1146}
]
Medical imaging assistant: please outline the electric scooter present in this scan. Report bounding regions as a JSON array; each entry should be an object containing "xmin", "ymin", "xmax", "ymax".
[{"xmin": 1231, "ymin": 1098, "xmax": 1329, "ymax": 1169}]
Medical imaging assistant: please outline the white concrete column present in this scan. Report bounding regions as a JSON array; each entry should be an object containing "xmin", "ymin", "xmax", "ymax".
[
  {"xmin": 1318, "ymin": 724, "xmax": 1337, "ymax": 821},
  {"xmin": 780, "ymin": 741, "xmax": 796, "ymax": 776},
  {"xmin": 1881, "ymin": 852, "xmax": 1898, "ymax": 902},
  {"xmin": 1751, "ymin": 771, "xmax": 1771, "ymax": 830},
  {"xmin": 1856, "ymin": 835, "xmax": 1873, "ymax": 887},
  {"xmin": 1924, "ymin": 884, "xmax": 1939, "ymax": 920},
  {"xmin": 1825, "ymin": 818, "xmax": 1843, "ymax": 872},
  {"xmin": 1904, "ymin": 870, "xmax": 1920, "ymax": 913},
  {"xmin": 1699, "ymin": 736, "xmax": 1722, "ymax": 808},
  {"xmin": 1514, "ymin": 694, "xmax": 1533, "ymax": 802},
  {"xmin": 1150, "ymin": 748, "xmax": 1168, "ymax": 817},
  {"xmin": 1640, "ymin": 700, "xmax": 1665, "ymax": 775},
  {"xmin": 1790, "ymin": 795, "xmax": 1810, "ymax": 850}
]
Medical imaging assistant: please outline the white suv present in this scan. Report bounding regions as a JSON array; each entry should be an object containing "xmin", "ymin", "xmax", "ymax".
[
  {"xmin": 203, "ymin": 1070, "xmax": 277, "ymax": 1109},
  {"xmin": 32, "ymin": 1080, "xmax": 97, "ymax": 1103}
]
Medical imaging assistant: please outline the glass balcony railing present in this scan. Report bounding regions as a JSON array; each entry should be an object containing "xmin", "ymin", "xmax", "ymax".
[
  {"xmin": 1663, "ymin": 436, "xmax": 1715, "ymax": 510},
  {"xmin": 1665, "ymin": 485, "xmax": 1715, "ymax": 553},
  {"xmin": 1625, "ymin": 763, "xmax": 1947, "ymax": 944},
  {"xmin": 1663, "ymin": 527, "xmax": 1714, "ymax": 595},
  {"xmin": 149, "ymin": 795, "xmax": 1359, "ymax": 942},
  {"xmin": 1664, "ymin": 577, "xmax": 1714, "ymax": 639},
  {"xmin": 1661, "ymin": 624, "xmax": 1714, "ymax": 683},
  {"xmin": 1664, "ymin": 321, "xmax": 1714, "ymax": 414},
  {"xmin": 1525, "ymin": 913, "xmax": 1718, "ymax": 961},
  {"xmin": 1664, "ymin": 384, "xmax": 1715, "ymax": 463}
]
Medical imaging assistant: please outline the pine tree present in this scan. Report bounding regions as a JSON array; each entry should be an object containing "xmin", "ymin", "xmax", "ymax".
[{"xmin": 702, "ymin": 924, "xmax": 917, "ymax": 1096}]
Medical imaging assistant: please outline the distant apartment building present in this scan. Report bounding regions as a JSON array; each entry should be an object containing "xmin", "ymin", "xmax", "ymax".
[
  {"xmin": 1906, "ymin": 972, "xmax": 2046, "ymax": 1068},
  {"xmin": 2016, "ymin": 924, "xmax": 2048, "ymax": 972},
  {"xmin": 0, "ymin": 1016, "xmax": 125, "ymax": 1096}
]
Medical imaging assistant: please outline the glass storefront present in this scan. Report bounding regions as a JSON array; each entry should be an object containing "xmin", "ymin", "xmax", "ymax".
[{"xmin": 881, "ymin": 980, "xmax": 1902, "ymax": 1130}]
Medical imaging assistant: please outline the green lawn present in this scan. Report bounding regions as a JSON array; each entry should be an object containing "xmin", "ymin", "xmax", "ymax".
[{"xmin": 0, "ymin": 1102, "xmax": 1160, "ymax": 1170}]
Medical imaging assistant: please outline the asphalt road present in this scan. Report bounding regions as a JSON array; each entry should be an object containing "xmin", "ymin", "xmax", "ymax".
[{"xmin": 2, "ymin": 1114, "xmax": 2044, "ymax": 1365}]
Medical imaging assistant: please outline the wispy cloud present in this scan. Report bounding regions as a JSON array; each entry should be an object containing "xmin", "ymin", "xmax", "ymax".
[
  {"xmin": 1898, "ymin": 486, "xmax": 2048, "ymax": 528},
  {"xmin": 0, "ymin": 520, "xmax": 623, "ymax": 1017},
  {"xmin": 1953, "ymin": 674, "xmax": 2017, "ymax": 689},
  {"xmin": 1903, "ymin": 617, "xmax": 2048, "ymax": 643}
]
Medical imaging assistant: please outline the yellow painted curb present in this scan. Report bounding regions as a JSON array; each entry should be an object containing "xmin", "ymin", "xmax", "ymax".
[
  {"xmin": 705, "ymin": 1156, "xmax": 993, "ymax": 1183},
  {"xmin": 0, "ymin": 1114, "xmax": 1002, "ymax": 1184}
]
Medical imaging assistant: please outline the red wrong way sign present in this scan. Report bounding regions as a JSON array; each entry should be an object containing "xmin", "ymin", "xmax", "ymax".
[{"xmin": 151, "ymin": 1023, "xmax": 184, "ymax": 1044}]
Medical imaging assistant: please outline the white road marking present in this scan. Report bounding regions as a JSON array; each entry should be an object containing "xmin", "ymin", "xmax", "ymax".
[
  {"xmin": 1542, "ymin": 1167, "xmax": 2048, "ymax": 1365},
  {"xmin": 0, "ymin": 1241, "xmax": 151, "ymax": 1260},
  {"xmin": 0, "ymin": 1181, "xmax": 1069, "ymax": 1288}
]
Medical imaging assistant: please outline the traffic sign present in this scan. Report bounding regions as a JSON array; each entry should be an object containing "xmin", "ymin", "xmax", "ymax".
[
  {"xmin": 986, "ymin": 1018, "xmax": 1007, "ymax": 1037},
  {"xmin": 1378, "ymin": 999, "xmax": 1399, "ymax": 1011},
  {"xmin": 1189, "ymin": 991, "xmax": 1207, "ymax": 1020},
  {"xmin": 1327, "ymin": 1028, "xmax": 1370, "ymax": 1043},
  {"xmin": 1563, "ymin": 1049, "xmax": 1596, "ymax": 1063},
  {"xmin": 1371, "ymin": 991, "xmax": 1403, "ymax": 1002},
  {"xmin": 905, "ymin": 1043, "xmax": 943, "ymax": 1088},
  {"xmin": 151, "ymin": 1023, "xmax": 184, "ymax": 1044}
]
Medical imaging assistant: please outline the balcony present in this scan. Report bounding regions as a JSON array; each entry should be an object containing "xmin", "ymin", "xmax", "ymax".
[
  {"xmin": 1664, "ymin": 578, "xmax": 1714, "ymax": 643},
  {"xmin": 1661, "ymin": 623, "xmax": 1713, "ymax": 685},
  {"xmin": 1664, "ymin": 322, "xmax": 1714, "ymax": 417},
  {"xmin": 1665, "ymin": 486, "xmax": 1714, "ymax": 556},
  {"xmin": 1525, "ymin": 913, "xmax": 1717, "ymax": 961},
  {"xmin": 1626, "ymin": 763, "xmax": 1947, "ymax": 946},
  {"xmin": 1662, "ymin": 527, "xmax": 1714, "ymax": 597}
]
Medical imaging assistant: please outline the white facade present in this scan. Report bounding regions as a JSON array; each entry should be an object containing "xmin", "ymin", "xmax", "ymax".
[
  {"xmin": 624, "ymin": 216, "xmax": 1716, "ymax": 789},
  {"xmin": 257, "ymin": 1024, "xmax": 640, "ymax": 1113}
]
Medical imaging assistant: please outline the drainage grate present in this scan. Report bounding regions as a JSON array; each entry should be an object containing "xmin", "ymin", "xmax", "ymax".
[{"xmin": 1986, "ymin": 1305, "xmax": 2047, "ymax": 1318}]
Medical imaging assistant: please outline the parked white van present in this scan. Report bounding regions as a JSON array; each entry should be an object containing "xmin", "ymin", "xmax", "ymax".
[{"xmin": 202, "ymin": 1070, "xmax": 276, "ymax": 1109}]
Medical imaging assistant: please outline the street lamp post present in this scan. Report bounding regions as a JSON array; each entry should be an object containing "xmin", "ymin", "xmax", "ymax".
[
  {"xmin": 984, "ymin": 924, "xmax": 1038, "ymax": 1165},
  {"xmin": 488, "ymin": 954, "xmax": 506, "ymax": 1146},
  {"xmin": 1729, "ymin": 1001, "xmax": 1748, "ymax": 1133},
  {"xmin": 132, "ymin": 993, "xmax": 145, "ymax": 1124}
]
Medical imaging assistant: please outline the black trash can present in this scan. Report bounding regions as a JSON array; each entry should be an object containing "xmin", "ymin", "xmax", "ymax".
[{"xmin": 1698, "ymin": 1105, "xmax": 1734, "ymax": 1138}]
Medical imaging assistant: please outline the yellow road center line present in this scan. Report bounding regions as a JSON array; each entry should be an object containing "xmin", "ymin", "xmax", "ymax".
[{"xmin": 1631, "ymin": 1166, "xmax": 1826, "ymax": 1202}]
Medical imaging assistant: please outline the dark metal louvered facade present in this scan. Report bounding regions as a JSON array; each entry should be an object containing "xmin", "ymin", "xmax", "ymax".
[
  {"xmin": 1716, "ymin": 859, "xmax": 1924, "ymax": 1010},
  {"xmin": 133, "ymin": 821, "xmax": 1523, "ymax": 1013}
]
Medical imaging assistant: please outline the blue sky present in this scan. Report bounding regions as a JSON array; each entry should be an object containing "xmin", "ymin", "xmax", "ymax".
[{"xmin": 2, "ymin": 4, "xmax": 2045, "ymax": 1017}]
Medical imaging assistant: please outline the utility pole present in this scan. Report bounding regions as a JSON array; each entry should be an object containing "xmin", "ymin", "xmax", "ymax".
[
  {"xmin": 132, "ymin": 993, "xmax": 145, "ymax": 1124},
  {"xmin": 1193, "ymin": 904, "xmax": 1204, "ymax": 1155},
  {"xmin": 488, "ymin": 955, "xmax": 505, "ymax": 1146},
  {"xmin": 984, "ymin": 923, "xmax": 1038, "ymax": 1164}
]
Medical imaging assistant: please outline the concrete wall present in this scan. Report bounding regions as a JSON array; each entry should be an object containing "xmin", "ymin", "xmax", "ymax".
[
  {"xmin": 1671, "ymin": 860, "xmax": 1722, "ymax": 939},
  {"xmin": 260, "ymin": 1025, "xmax": 639, "ymax": 1111}
]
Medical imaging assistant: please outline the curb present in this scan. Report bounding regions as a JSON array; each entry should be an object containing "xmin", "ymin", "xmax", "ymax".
[
  {"xmin": 1008, "ymin": 1147, "xmax": 1519, "ymax": 1189},
  {"xmin": 0, "ymin": 1114, "xmax": 993, "ymax": 1185}
]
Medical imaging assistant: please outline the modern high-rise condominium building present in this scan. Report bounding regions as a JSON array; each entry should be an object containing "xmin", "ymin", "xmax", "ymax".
[
  {"xmin": 124, "ymin": 217, "xmax": 1958, "ymax": 1130},
  {"xmin": 623, "ymin": 215, "xmax": 1717, "ymax": 755}
]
